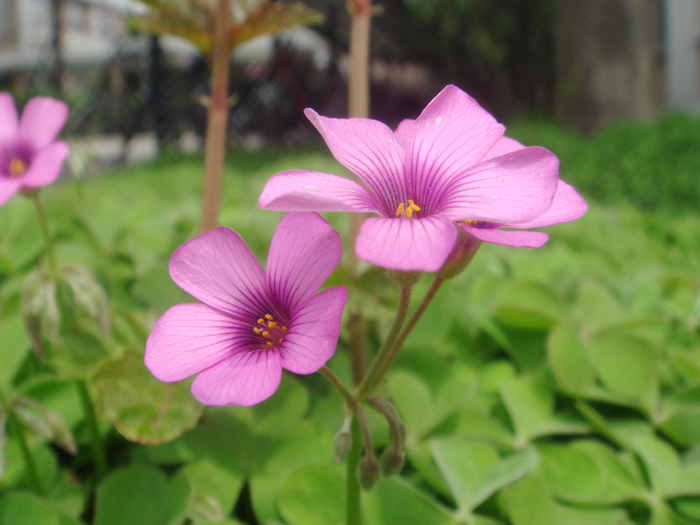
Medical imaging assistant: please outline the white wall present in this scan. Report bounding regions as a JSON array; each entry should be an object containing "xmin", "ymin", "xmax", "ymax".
[
  {"xmin": 0, "ymin": 0, "xmax": 130, "ymax": 72},
  {"xmin": 666, "ymin": 0, "xmax": 700, "ymax": 112}
]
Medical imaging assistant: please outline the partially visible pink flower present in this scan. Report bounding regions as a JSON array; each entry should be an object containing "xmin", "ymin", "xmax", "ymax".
[
  {"xmin": 0, "ymin": 94, "xmax": 69, "ymax": 205},
  {"xmin": 457, "ymin": 136, "xmax": 587, "ymax": 248},
  {"xmin": 145, "ymin": 212, "xmax": 347, "ymax": 406},
  {"xmin": 259, "ymin": 85, "xmax": 586, "ymax": 272}
]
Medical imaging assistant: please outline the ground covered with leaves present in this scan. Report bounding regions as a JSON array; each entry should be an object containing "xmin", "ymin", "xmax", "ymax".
[{"xmin": 0, "ymin": 116, "xmax": 699, "ymax": 524}]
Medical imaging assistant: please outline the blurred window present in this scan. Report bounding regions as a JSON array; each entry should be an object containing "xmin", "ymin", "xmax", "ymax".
[
  {"xmin": 65, "ymin": 2, "xmax": 90, "ymax": 35},
  {"xmin": 0, "ymin": 0, "xmax": 18, "ymax": 47}
]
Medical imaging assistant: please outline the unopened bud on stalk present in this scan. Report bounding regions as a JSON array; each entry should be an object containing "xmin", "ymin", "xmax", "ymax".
[
  {"xmin": 380, "ymin": 448, "xmax": 406, "ymax": 477},
  {"xmin": 333, "ymin": 428, "xmax": 352, "ymax": 463},
  {"xmin": 357, "ymin": 456, "xmax": 380, "ymax": 491},
  {"xmin": 436, "ymin": 227, "xmax": 482, "ymax": 279}
]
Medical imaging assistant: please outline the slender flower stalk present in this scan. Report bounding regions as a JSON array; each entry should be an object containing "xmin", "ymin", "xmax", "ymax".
[
  {"xmin": 346, "ymin": 416, "xmax": 363, "ymax": 525},
  {"xmin": 367, "ymin": 396, "xmax": 403, "ymax": 451},
  {"xmin": 319, "ymin": 365, "xmax": 356, "ymax": 408},
  {"xmin": 0, "ymin": 388, "xmax": 43, "ymax": 495},
  {"xmin": 346, "ymin": 0, "xmax": 373, "ymax": 387},
  {"xmin": 362, "ymin": 277, "xmax": 445, "ymax": 397},
  {"xmin": 26, "ymin": 191, "xmax": 59, "ymax": 279},
  {"xmin": 77, "ymin": 380, "xmax": 108, "ymax": 480},
  {"xmin": 356, "ymin": 284, "xmax": 413, "ymax": 400},
  {"xmin": 199, "ymin": 0, "xmax": 232, "ymax": 232},
  {"xmin": 347, "ymin": 0, "xmax": 371, "ymax": 120}
]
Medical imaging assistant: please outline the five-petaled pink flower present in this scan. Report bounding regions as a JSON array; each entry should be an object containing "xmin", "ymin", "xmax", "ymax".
[
  {"xmin": 259, "ymin": 85, "xmax": 586, "ymax": 272},
  {"xmin": 0, "ymin": 94, "xmax": 69, "ymax": 206},
  {"xmin": 145, "ymin": 212, "xmax": 347, "ymax": 406}
]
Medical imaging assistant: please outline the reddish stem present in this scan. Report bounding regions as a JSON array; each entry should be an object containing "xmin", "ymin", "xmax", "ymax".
[{"xmin": 200, "ymin": 0, "xmax": 232, "ymax": 232}]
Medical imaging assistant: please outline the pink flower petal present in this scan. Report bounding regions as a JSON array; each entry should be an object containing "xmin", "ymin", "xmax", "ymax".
[
  {"xmin": 145, "ymin": 303, "xmax": 249, "ymax": 382},
  {"xmin": 0, "ymin": 178, "xmax": 21, "ymax": 206},
  {"xmin": 482, "ymin": 136, "xmax": 524, "ymax": 161},
  {"xmin": 403, "ymin": 85, "xmax": 505, "ymax": 201},
  {"xmin": 281, "ymin": 286, "xmax": 347, "ymax": 374},
  {"xmin": 304, "ymin": 109, "xmax": 407, "ymax": 215},
  {"xmin": 356, "ymin": 216, "xmax": 457, "ymax": 271},
  {"xmin": 266, "ymin": 212, "xmax": 343, "ymax": 313},
  {"xmin": 20, "ymin": 141, "xmax": 69, "ymax": 187},
  {"xmin": 441, "ymin": 146, "xmax": 559, "ymax": 223},
  {"xmin": 191, "ymin": 348, "xmax": 282, "ymax": 406},
  {"xmin": 394, "ymin": 119, "xmax": 414, "ymax": 149},
  {"xmin": 259, "ymin": 169, "xmax": 378, "ymax": 212},
  {"xmin": 511, "ymin": 180, "xmax": 588, "ymax": 229},
  {"xmin": 169, "ymin": 227, "xmax": 268, "ymax": 319},
  {"xmin": 0, "ymin": 93, "xmax": 18, "ymax": 143},
  {"xmin": 18, "ymin": 97, "xmax": 69, "ymax": 149},
  {"xmin": 461, "ymin": 224, "xmax": 549, "ymax": 248}
]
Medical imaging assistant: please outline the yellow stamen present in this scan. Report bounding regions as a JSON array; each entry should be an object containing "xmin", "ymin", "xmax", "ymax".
[
  {"xmin": 396, "ymin": 200, "xmax": 420, "ymax": 218},
  {"xmin": 8, "ymin": 158, "xmax": 27, "ymax": 178},
  {"xmin": 266, "ymin": 341, "xmax": 274, "ymax": 348},
  {"xmin": 258, "ymin": 318, "xmax": 265, "ymax": 325},
  {"xmin": 253, "ymin": 327, "xmax": 261, "ymax": 335},
  {"xmin": 282, "ymin": 326, "xmax": 288, "ymax": 332},
  {"xmin": 262, "ymin": 331, "xmax": 270, "ymax": 339},
  {"xmin": 463, "ymin": 219, "xmax": 478, "ymax": 226},
  {"xmin": 278, "ymin": 338, "xmax": 284, "ymax": 343},
  {"xmin": 265, "ymin": 314, "xmax": 273, "ymax": 321},
  {"xmin": 268, "ymin": 321, "xmax": 277, "ymax": 329}
]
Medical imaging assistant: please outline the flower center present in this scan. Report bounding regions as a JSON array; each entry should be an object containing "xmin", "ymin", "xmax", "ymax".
[
  {"xmin": 461, "ymin": 219, "xmax": 479, "ymax": 226},
  {"xmin": 8, "ymin": 158, "xmax": 27, "ymax": 178},
  {"xmin": 395, "ymin": 200, "xmax": 421, "ymax": 219},
  {"xmin": 253, "ymin": 313, "xmax": 288, "ymax": 349}
]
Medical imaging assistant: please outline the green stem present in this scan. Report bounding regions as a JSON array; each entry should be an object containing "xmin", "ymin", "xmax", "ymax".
[
  {"xmin": 353, "ymin": 404, "xmax": 374, "ymax": 460},
  {"xmin": 346, "ymin": 415, "xmax": 363, "ymax": 525},
  {"xmin": 77, "ymin": 380, "xmax": 107, "ymax": 480},
  {"xmin": 362, "ymin": 277, "xmax": 445, "ymax": 397},
  {"xmin": 356, "ymin": 285, "xmax": 413, "ymax": 400},
  {"xmin": 368, "ymin": 396, "xmax": 403, "ymax": 451},
  {"xmin": 0, "ymin": 389, "xmax": 43, "ymax": 494},
  {"xmin": 319, "ymin": 365, "xmax": 357, "ymax": 408},
  {"xmin": 27, "ymin": 191, "xmax": 58, "ymax": 279}
]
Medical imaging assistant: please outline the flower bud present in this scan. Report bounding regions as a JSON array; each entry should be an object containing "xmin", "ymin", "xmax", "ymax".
[
  {"xmin": 356, "ymin": 456, "xmax": 380, "ymax": 491},
  {"xmin": 14, "ymin": 397, "xmax": 77, "ymax": 454},
  {"xmin": 333, "ymin": 429, "xmax": 352, "ymax": 463},
  {"xmin": 60, "ymin": 265, "xmax": 110, "ymax": 335},
  {"xmin": 21, "ymin": 264, "xmax": 110, "ymax": 355},
  {"xmin": 380, "ymin": 448, "xmax": 406, "ymax": 477},
  {"xmin": 21, "ymin": 269, "xmax": 60, "ymax": 354},
  {"xmin": 436, "ymin": 226, "xmax": 482, "ymax": 279}
]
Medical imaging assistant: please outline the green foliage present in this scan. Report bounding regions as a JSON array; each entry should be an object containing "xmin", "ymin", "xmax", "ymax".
[
  {"xmin": 508, "ymin": 113, "xmax": 700, "ymax": 214},
  {"xmin": 0, "ymin": 115, "xmax": 699, "ymax": 523}
]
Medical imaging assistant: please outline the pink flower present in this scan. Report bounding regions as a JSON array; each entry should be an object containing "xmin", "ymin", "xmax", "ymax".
[
  {"xmin": 145, "ymin": 212, "xmax": 347, "ymax": 406},
  {"xmin": 0, "ymin": 94, "xmax": 69, "ymax": 205},
  {"xmin": 457, "ymin": 136, "xmax": 587, "ymax": 248},
  {"xmin": 259, "ymin": 85, "xmax": 586, "ymax": 272}
]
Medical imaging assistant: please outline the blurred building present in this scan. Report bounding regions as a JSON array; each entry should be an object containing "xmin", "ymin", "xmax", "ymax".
[
  {"xmin": 0, "ymin": 0, "xmax": 147, "ymax": 90},
  {"xmin": 554, "ymin": 0, "xmax": 699, "ymax": 131},
  {"xmin": 666, "ymin": 0, "xmax": 700, "ymax": 113}
]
